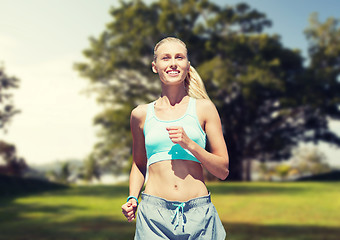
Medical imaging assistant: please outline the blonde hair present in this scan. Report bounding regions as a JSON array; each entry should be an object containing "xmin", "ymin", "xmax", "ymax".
[{"xmin": 153, "ymin": 37, "xmax": 210, "ymax": 99}]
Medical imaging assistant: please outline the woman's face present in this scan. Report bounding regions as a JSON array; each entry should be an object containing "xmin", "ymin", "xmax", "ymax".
[{"xmin": 152, "ymin": 41, "xmax": 190, "ymax": 86}]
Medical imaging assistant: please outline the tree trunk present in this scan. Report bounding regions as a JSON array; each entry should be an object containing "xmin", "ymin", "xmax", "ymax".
[{"xmin": 244, "ymin": 158, "xmax": 252, "ymax": 181}]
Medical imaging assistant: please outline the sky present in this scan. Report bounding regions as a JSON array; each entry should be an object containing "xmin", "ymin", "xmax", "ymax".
[{"xmin": 1, "ymin": 0, "xmax": 339, "ymax": 167}]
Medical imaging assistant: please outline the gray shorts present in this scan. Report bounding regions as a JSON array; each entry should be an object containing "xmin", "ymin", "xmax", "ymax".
[{"xmin": 134, "ymin": 192, "xmax": 226, "ymax": 240}]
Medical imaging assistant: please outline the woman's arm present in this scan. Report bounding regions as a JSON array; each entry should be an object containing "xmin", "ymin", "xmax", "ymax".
[
  {"xmin": 167, "ymin": 99, "xmax": 229, "ymax": 180},
  {"xmin": 129, "ymin": 105, "xmax": 148, "ymax": 197},
  {"xmin": 122, "ymin": 105, "xmax": 147, "ymax": 222}
]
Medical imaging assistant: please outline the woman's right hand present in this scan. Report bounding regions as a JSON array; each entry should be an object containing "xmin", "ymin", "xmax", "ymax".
[{"xmin": 121, "ymin": 199, "xmax": 138, "ymax": 222}]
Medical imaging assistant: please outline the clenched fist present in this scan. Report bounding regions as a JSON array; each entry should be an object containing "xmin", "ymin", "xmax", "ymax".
[
  {"xmin": 121, "ymin": 199, "xmax": 138, "ymax": 222},
  {"xmin": 166, "ymin": 126, "xmax": 193, "ymax": 149}
]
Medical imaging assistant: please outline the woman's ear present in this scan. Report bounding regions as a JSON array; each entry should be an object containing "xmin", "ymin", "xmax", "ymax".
[
  {"xmin": 152, "ymin": 61, "xmax": 158, "ymax": 73},
  {"xmin": 188, "ymin": 61, "xmax": 191, "ymax": 71}
]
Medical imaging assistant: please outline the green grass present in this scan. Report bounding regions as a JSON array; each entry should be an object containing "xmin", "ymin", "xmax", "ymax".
[{"xmin": 0, "ymin": 182, "xmax": 339, "ymax": 240}]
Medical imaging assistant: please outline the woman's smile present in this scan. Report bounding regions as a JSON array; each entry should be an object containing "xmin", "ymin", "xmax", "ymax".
[{"xmin": 166, "ymin": 69, "xmax": 180, "ymax": 77}]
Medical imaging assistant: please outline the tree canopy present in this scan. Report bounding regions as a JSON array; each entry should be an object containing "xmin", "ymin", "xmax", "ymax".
[
  {"xmin": 0, "ymin": 65, "xmax": 27, "ymax": 176},
  {"xmin": 75, "ymin": 0, "xmax": 340, "ymax": 180},
  {"xmin": 0, "ymin": 64, "xmax": 20, "ymax": 131}
]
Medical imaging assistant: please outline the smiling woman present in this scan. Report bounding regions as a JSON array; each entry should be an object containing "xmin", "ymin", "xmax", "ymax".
[
  {"xmin": 121, "ymin": 37, "xmax": 229, "ymax": 240},
  {"xmin": 152, "ymin": 37, "xmax": 210, "ymax": 100},
  {"xmin": 152, "ymin": 40, "xmax": 189, "ymax": 86}
]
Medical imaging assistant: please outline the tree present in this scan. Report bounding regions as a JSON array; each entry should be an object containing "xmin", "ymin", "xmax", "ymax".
[
  {"xmin": 60, "ymin": 162, "xmax": 71, "ymax": 184},
  {"xmin": 291, "ymin": 147, "xmax": 330, "ymax": 176},
  {"xmin": 75, "ymin": 0, "xmax": 340, "ymax": 180},
  {"xmin": 0, "ymin": 64, "xmax": 20, "ymax": 131},
  {"xmin": 82, "ymin": 154, "xmax": 101, "ymax": 182},
  {"xmin": 0, "ymin": 140, "xmax": 27, "ymax": 176},
  {"xmin": 274, "ymin": 164, "xmax": 291, "ymax": 181},
  {"xmin": 303, "ymin": 13, "xmax": 340, "ymax": 130},
  {"xmin": 0, "ymin": 65, "xmax": 26, "ymax": 176}
]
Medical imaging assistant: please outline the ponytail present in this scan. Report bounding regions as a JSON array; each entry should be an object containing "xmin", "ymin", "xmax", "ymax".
[{"xmin": 185, "ymin": 66, "xmax": 210, "ymax": 100}]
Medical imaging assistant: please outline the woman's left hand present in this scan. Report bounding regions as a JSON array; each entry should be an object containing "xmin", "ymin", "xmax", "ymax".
[{"xmin": 166, "ymin": 126, "xmax": 193, "ymax": 149}]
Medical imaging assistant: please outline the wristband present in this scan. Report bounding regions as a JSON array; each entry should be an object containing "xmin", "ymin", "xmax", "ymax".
[{"xmin": 127, "ymin": 196, "xmax": 139, "ymax": 206}]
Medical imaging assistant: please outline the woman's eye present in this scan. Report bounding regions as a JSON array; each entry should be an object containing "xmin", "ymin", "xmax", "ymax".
[
  {"xmin": 162, "ymin": 56, "xmax": 170, "ymax": 60},
  {"xmin": 176, "ymin": 56, "xmax": 183, "ymax": 59}
]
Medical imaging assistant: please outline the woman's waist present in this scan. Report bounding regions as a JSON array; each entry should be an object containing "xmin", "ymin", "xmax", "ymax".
[
  {"xmin": 144, "ymin": 182, "xmax": 208, "ymax": 202},
  {"xmin": 140, "ymin": 191, "xmax": 211, "ymax": 209},
  {"xmin": 147, "ymin": 159, "xmax": 205, "ymax": 182},
  {"xmin": 145, "ymin": 161, "xmax": 208, "ymax": 201}
]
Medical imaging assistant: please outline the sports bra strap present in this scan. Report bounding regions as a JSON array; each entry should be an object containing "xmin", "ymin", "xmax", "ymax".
[
  {"xmin": 186, "ymin": 97, "xmax": 196, "ymax": 117},
  {"xmin": 145, "ymin": 100, "xmax": 156, "ymax": 121}
]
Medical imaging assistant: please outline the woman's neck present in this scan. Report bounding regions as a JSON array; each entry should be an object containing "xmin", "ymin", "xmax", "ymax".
[{"xmin": 160, "ymin": 84, "xmax": 188, "ymax": 106}]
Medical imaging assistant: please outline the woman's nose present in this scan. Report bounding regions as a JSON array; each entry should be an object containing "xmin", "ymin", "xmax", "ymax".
[{"xmin": 169, "ymin": 57, "xmax": 177, "ymax": 68}]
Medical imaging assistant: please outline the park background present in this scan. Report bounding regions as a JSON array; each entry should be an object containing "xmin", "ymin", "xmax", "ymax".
[{"xmin": 1, "ymin": 0, "xmax": 340, "ymax": 239}]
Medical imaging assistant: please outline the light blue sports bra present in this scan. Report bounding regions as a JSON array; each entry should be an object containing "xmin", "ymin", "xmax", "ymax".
[{"xmin": 143, "ymin": 97, "xmax": 206, "ymax": 166}]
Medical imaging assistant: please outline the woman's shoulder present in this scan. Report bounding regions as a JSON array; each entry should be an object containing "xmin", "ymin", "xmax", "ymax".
[
  {"xmin": 195, "ymin": 98, "xmax": 220, "ymax": 120},
  {"xmin": 195, "ymin": 98, "xmax": 216, "ymax": 110},
  {"xmin": 131, "ymin": 103, "xmax": 148, "ymax": 122}
]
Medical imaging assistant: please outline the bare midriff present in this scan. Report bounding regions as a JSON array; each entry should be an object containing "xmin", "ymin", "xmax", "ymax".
[{"xmin": 144, "ymin": 159, "xmax": 209, "ymax": 202}]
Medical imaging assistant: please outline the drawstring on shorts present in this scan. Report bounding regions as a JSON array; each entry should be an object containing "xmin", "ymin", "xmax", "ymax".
[
  {"xmin": 171, "ymin": 202, "xmax": 186, "ymax": 230},
  {"xmin": 140, "ymin": 192, "xmax": 212, "ymax": 233}
]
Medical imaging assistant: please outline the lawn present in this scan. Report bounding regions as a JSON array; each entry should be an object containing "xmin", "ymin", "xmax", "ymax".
[{"xmin": 0, "ymin": 182, "xmax": 339, "ymax": 240}]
